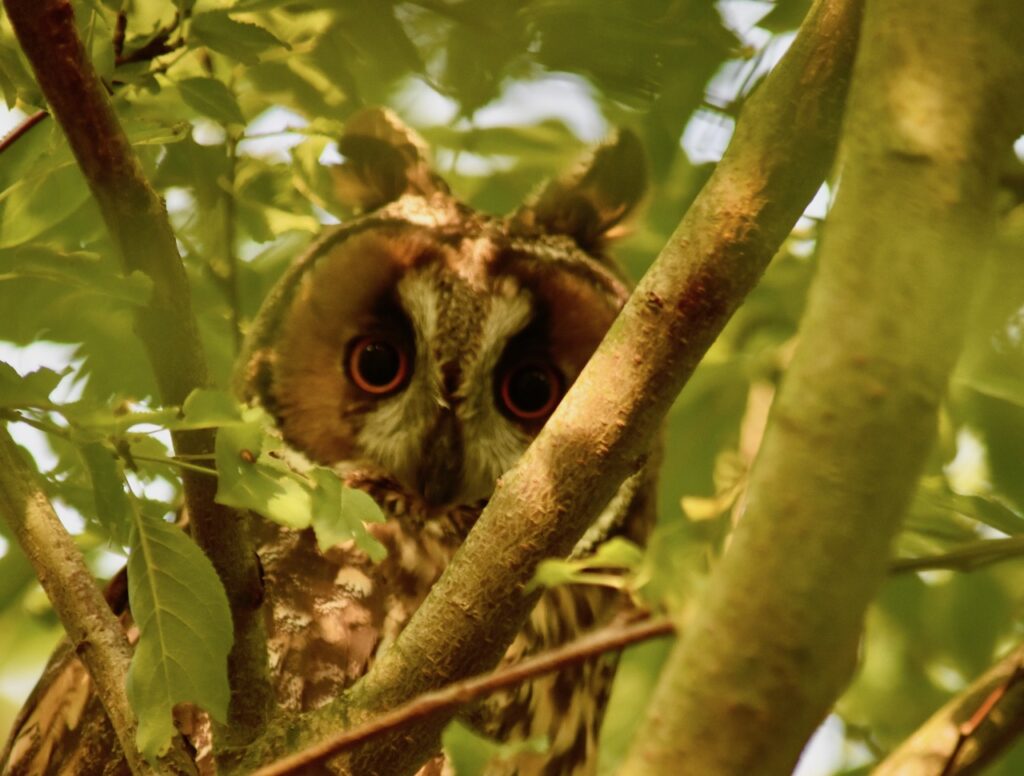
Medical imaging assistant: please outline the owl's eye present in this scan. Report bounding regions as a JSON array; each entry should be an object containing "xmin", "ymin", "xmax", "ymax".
[
  {"xmin": 499, "ymin": 362, "xmax": 562, "ymax": 421},
  {"xmin": 347, "ymin": 336, "xmax": 410, "ymax": 395}
]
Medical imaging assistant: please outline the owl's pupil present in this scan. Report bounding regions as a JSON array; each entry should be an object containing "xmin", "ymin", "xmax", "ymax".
[
  {"xmin": 348, "ymin": 336, "xmax": 409, "ymax": 395},
  {"xmin": 500, "ymin": 363, "xmax": 561, "ymax": 421},
  {"xmin": 509, "ymin": 369, "xmax": 551, "ymax": 412},
  {"xmin": 358, "ymin": 342, "xmax": 400, "ymax": 386}
]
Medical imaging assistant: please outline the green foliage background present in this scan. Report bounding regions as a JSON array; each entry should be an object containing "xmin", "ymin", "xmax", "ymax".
[{"xmin": 1, "ymin": 0, "xmax": 1023, "ymax": 772}]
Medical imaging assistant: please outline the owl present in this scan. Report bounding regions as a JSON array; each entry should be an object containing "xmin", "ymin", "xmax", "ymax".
[{"xmin": 2, "ymin": 108, "xmax": 654, "ymax": 776}]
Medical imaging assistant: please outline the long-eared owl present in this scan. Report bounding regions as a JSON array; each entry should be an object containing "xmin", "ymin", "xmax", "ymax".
[{"xmin": 1, "ymin": 108, "xmax": 655, "ymax": 776}]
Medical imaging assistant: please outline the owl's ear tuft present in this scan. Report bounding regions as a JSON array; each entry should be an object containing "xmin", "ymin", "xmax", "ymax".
[
  {"xmin": 513, "ymin": 129, "xmax": 646, "ymax": 251},
  {"xmin": 330, "ymin": 107, "xmax": 449, "ymax": 213}
]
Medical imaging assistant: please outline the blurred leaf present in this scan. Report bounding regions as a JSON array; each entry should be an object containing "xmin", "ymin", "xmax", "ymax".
[
  {"xmin": 0, "ymin": 245, "xmax": 154, "ymax": 304},
  {"xmin": 177, "ymin": 77, "xmax": 245, "ymax": 127},
  {"xmin": 0, "ymin": 362, "xmax": 66, "ymax": 407},
  {"xmin": 126, "ymin": 511, "xmax": 232, "ymax": 761},
  {"xmin": 0, "ymin": 160, "xmax": 95, "ymax": 248},
  {"xmin": 190, "ymin": 11, "xmax": 289, "ymax": 65},
  {"xmin": 442, "ymin": 718, "xmax": 547, "ymax": 776},
  {"xmin": 79, "ymin": 442, "xmax": 131, "ymax": 545},
  {"xmin": 531, "ymin": 538, "xmax": 643, "ymax": 591}
]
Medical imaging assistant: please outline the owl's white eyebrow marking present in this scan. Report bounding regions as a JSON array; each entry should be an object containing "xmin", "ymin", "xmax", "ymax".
[{"xmin": 396, "ymin": 272, "xmax": 439, "ymax": 350}]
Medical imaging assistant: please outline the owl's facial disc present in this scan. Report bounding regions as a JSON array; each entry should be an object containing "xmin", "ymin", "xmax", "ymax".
[{"xmin": 267, "ymin": 224, "xmax": 626, "ymax": 517}]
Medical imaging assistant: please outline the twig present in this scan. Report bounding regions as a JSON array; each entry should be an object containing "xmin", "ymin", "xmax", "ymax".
[
  {"xmin": 251, "ymin": 615, "xmax": 675, "ymax": 776},
  {"xmin": 0, "ymin": 109, "xmax": 48, "ymax": 154},
  {"xmin": 889, "ymin": 536, "xmax": 1024, "ymax": 575}
]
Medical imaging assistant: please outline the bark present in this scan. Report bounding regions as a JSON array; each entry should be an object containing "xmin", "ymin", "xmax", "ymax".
[
  {"xmin": 1, "ymin": 0, "xmax": 273, "ymax": 749},
  {"xmin": 619, "ymin": 1, "xmax": 1024, "ymax": 774},
  {"xmin": 234, "ymin": 0, "xmax": 864, "ymax": 771},
  {"xmin": 0, "ymin": 427, "xmax": 193, "ymax": 776}
]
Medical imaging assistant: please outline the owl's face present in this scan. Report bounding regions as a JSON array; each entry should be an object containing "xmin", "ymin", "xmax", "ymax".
[{"xmin": 239, "ymin": 109, "xmax": 644, "ymax": 515}]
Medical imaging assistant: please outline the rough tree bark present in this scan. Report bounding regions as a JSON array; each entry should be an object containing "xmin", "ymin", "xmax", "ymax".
[{"xmin": 619, "ymin": 1, "xmax": 1024, "ymax": 774}]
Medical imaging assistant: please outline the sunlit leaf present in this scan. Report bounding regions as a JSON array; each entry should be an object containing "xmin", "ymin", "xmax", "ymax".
[
  {"xmin": 179, "ymin": 388, "xmax": 244, "ymax": 428},
  {"xmin": 214, "ymin": 410, "xmax": 310, "ymax": 528},
  {"xmin": 126, "ymin": 511, "xmax": 232, "ymax": 761},
  {"xmin": 309, "ymin": 468, "xmax": 386, "ymax": 560}
]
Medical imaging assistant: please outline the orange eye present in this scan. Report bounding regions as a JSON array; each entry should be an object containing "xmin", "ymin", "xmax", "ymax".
[
  {"xmin": 499, "ymin": 362, "xmax": 562, "ymax": 421},
  {"xmin": 347, "ymin": 337, "xmax": 410, "ymax": 395}
]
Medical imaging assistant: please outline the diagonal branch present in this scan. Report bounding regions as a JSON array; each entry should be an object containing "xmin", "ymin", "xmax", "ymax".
[
  {"xmin": 235, "ymin": 0, "xmax": 864, "ymax": 772},
  {"xmin": 1, "ymin": 0, "xmax": 272, "ymax": 749},
  {"xmin": 0, "ymin": 426, "xmax": 194, "ymax": 776}
]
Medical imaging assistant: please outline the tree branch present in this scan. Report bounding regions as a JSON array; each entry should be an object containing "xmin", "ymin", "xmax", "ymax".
[
  {"xmin": 873, "ymin": 644, "xmax": 1024, "ymax": 776},
  {"xmin": 1, "ymin": 0, "xmax": 272, "ymax": 748},
  {"xmin": 235, "ymin": 0, "xmax": 863, "ymax": 771},
  {"xmin": 0, "ymin": 426, "xmax": 195, "ymax": 776},
  {"xmin": 619, "ymin": 1, "xmax": 1024, "ymax": 774},
  {"xmin": 252, "ymin": 615, "xmax": 675, "ymax": 776}
]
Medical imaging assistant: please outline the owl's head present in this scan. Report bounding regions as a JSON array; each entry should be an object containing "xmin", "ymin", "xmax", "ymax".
[{"xmin": 238, "ymin": 109, "xmax": 645, "ymax": 515}]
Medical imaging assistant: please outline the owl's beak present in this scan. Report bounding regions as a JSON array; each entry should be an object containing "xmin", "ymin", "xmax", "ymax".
[{"xmin": 416, "ymin": 408, "xmax": 463, "ymax": 507}]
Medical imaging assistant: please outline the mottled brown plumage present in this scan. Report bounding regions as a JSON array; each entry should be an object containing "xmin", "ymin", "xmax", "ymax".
[{"xmin": 2, "ymin": 108, "xmax": 652, "ymax": 776}]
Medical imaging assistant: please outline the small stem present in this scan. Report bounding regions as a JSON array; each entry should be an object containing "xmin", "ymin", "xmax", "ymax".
[
  {"xmin": 0, "ymin": 109, "xmax": 48, "ymax": 154},
  {"xmin": 130, "ymin": 454, "xmax": 219, "ymax": 478}
]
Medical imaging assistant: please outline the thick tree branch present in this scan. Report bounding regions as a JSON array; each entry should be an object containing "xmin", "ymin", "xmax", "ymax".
[
  {"xmin": 252, "ymin": 616, "xmax": 674, "ymax": 776},
  {"xmin": 873, "ymin": 644, "xmax": 1024, "ymax": 776},
  {"xmin": 1, "ymin": 0, "xmax": 272, "ymax": 747},
  {"xmin": 235, "ymin": 0, "xmax": 863, "ymax": 772},
  {"xmin": 619, "ymin": 2, "xmax": 1024, "ymax": 774},
  {"xmin": 0, "ymin": 426, "xmax": 194, "ymax": 776}
]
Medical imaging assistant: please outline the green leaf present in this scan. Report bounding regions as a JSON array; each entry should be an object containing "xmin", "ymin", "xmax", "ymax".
[
  {"xmin": 529, "ymin": 538, "xmax": 644, "ymax": 592},
  {"xmin": 309, "ymin": 468, "xmax": 386, "ymax": 560},
  {"xmin": 126, "ymin": 511, "xmax": 232, "ymax": 761},
  {"xmin": 0, "ymin": 159, "xmax": 95, "ymax": 248},
  {"xmin": 214, "ymin": 410, "xmax": 310, "ymax": 528},
  {"xmin": 191, "ymin": 11, "xmax": 289, "ymax": 65},
  {"xmin": 442, "ymin": 719, "xmax": 547, "ymax": 776},
  {"xmin": 0, "ymin": 246, "xmax": 154, "ymax": 304},
  {"xmin": 79, "ymin": 442, "xmax": 130, "ymax": 545},
  {"xmin": 177, "ymin": 77, "xmax": 245, "ymax": 127},
  {"xmin": 179, "ymin": 388, "xmax": 244, "ymax": 428},
  {"xmin": 0, "ymin": 362, "xmax": 66, "ymax": 408}
]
